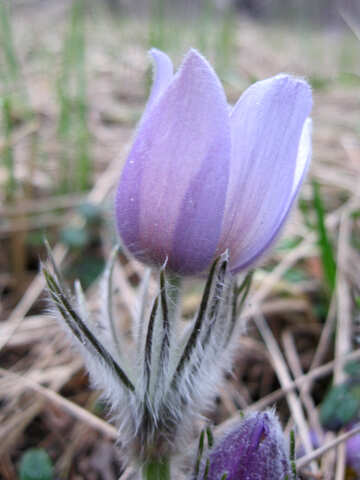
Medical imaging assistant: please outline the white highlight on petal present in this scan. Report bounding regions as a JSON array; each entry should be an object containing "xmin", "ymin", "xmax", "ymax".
[
  {"xmin": 292, "ymin": 118, "xmax": 312, "ymax": 196},
  {"xmin": 146, "ymin": 48, "xmax": 174, "ymax": 114}
]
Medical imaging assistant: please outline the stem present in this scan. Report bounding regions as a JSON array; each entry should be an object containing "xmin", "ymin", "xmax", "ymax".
[{"xmin": 142, "ymin": 458, "xmax": 170, "ymax": 480}]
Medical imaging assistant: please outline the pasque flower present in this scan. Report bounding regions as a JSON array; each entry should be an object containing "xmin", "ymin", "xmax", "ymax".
[
  {"xmin": 115, "ymin": 49, "xmax": 312, "ymax": 275},
  {"xmin": 44, "ymin": 49, "xmax": 311, "ymax": 480},
  {"xmin": 202, "ymin": 411, "xmax": 291, "ymax": 480}
]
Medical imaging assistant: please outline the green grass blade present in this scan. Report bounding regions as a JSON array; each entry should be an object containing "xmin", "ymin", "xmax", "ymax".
[
  {"xmin": 312, "ymin": 181, "xmax": 337, "ymax": 293},
  {"xmin": 57, "ymin": 0, "xmax": 91, "ymax": 193},
  {"xmin": 2, "ymin": 96, "xmax": 16, "ymax": 201},
  {"xmin": 149, "ymin": 0, "xmax": 166, "ymax": 50},
  {"xmin": 0, "ymin": 1, "xmax": 20, "ymax": 82}
]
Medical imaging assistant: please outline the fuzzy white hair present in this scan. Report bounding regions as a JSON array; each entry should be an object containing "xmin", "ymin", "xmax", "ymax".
[{"xmin": 44, "ymin": 245, "xmax": 251, "ymax": 468}]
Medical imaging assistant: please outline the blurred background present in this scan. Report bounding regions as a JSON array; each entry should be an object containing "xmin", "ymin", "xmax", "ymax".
[{"xmin": 1, "ymin": 0, "xmax": 360, "ymax": 479}]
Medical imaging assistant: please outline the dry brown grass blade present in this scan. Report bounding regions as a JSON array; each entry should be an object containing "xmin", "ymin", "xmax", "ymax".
[
  {"xmin": 309, "ymin": 293, "xmax": 337, "ymax": 370},
  {"xmin": 0, "ymin": 192, "xmax": 87, "ymax": 217},
  {"xmin": 0, "ymin": 368, "xmax": 118, "ymax": 440},
  {"xmin": 0, "ymin": 243, "xmax": 67, "ymax": 350},
  {"xmin": 282, "ymin": 331, "xmax": 324, "ymax": 444},
  {"xmin": 333, "ymin": 209, "xmax": 353, "ymax": 480},
  {"xmin": 297, "ymin": 424, "xmax": 360, "ymax": 469},
  {"xmin": 0, "ymin": 120, "xmax": 39, "ymax": 154},
  {"xmin": 217, "ymin": 349, "xmax": 360, "ymax": 428},
  {"xmin": 0, "ymin": 147, "xmax": 129, "ymax": 351},
  {"xmin": 254, "ymin": 311, "xmax": 318, "ymax": 474},
  {"xmin": 334, "ymin": 210, "xmax": 353, "ymax": 384},
  {"xmin": 0, "ymin": 401, "xmax": 44, "ymax": 457}
]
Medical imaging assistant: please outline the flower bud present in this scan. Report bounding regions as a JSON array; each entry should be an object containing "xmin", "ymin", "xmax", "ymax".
[
  {"xmin": 296, "ymin": 426, "xmax": 360, "ymax": 476},
  {"xmin": 346, "ymin": 426, "xmax": 360, "ymax": 476},
  {"xmin": 204, "ymin": 411, "xmax": 291, "ymax": 480}
]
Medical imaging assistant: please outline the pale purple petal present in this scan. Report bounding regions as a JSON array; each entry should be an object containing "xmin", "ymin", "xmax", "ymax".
[
  {"xmin": 217, "ymin": 74, "xmax": 312, "ymax": 273},
  {"xmin": 231, "ymin": 117, "xmax": 312, "ymax": 272},
  {"xmin": 115, "ymin": 49, "xmax": 230, "ymax": 275},
  {"xmin": 145, "ymin": 49, "xmax": 173, "ymax": 115}
]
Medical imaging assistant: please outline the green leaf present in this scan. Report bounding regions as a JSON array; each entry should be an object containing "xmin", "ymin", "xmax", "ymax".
[
  {"xmin": 320, "ymin": 382, "xmax": 360, "ymax": 431},
  {"xmin": 344, "ymin": 361, "xmax": 360, "ymax": 377},
  {"xmin": 60, "ymin": 226, "xmax": 88, "ymax": 248},
  {"xmin": 276, "ymin": 236, "xmax": 302, "ymax": 251},
  {"xmin": 351, "ymin": 209, "xmax": 360, "ymax": 220},
  {"xmin": 298, "ymin": 196, "xmax": 315, "ymax": 230},
  {"xmin": 67, "ymin": 256, "xmax": 105, "ymax": 289},
  {"xmin": 355, "ymin": 296, "xmax": 360, "ymax": 309},
  {"xmin": 312, "ymin": 181, "xmax": 337, "ymax": 293},
  {"xmin": 206, "ymin": 426, "xmax": 214, "ymax": 449},
  {"xmin": 77, "ymin": 203, "xmax": 102, "ymax": 223},
  {"xmin": 283, "ymin": 267, "xmax": 308, "ymax": 283},
  {"xmin": 338, "ymin": 72, "xmax": 360, "ymax": 87},
  {"xmin": 194, "ymin": 429, "xmax": 205, "ymax": 478},
  {"xmin": 289, "ymin": 430, "xmax": 297, "ymax": 480},
  {"xmin": 19, "ymin": 449, "xmax": 53, "ymax": 480},
  {"xmin": 309, "ymin": 75, "xmax": 331, "ymax": 91},
  {"xmin": 26, "ymin": 231, "xmax": 46, "ymax": 247},
  {"xmin": 92, "ymin": 398, "xmax": 106, "ymax": 416}
]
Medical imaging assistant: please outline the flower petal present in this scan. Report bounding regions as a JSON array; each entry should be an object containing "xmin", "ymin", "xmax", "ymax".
[
  {"xmin": 205, "ymin": 411, "xmax": 291, "ymax": 480},
  {"xmin": 145, "ymin": 49, "xmax": 174, "ymax": 115},
  {"xmin": 218, "ymin": 74, "xmax": 312, "ymax": 273},
  {"xmin": 115, "ymin": 49, "xmax": 231, "ymax": 275},
  {"xmin": 233, "ymin": 117, "xmax": 312, "ymax": 273}
]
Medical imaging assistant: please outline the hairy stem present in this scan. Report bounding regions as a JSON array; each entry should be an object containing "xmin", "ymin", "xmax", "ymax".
[{"xmin": 142, "ymin": 458, "xmax": 170, "ymax": 480}]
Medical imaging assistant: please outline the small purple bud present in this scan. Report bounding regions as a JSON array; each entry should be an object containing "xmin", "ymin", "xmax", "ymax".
[
  {"xmin": 297, "ymin": 427, "xmax": 360, "ymax": 476},
  {"xmin": 296, "ymin": 430, "xmax": 320, "ymax": 459},
  {"xmin": 115, "ymin": 49, "xmax": 312, "ymax": 276},
  {"xmin": 346, "ymin": 426, "xmax": 360, "ymax": 476},
  {"xmin": 205, "ymin": 411, "xmax": 291, "ymax": 480}
]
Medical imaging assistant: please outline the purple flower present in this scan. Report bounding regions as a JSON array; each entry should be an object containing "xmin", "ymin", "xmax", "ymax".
[
  {"xmin": 115, "ymin": 49, "xmax": 312, "ymax": 275},
  {"xmin": 296, "ymin": 426, "xmax": 360, "ymax": 476},
  {"xmin": 346, "ymin": 426, "xmax": 360, "ymax": 476},
  {"xmin": 203, "ymin": 411, "xmax": 291, "ymax": 480}
]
